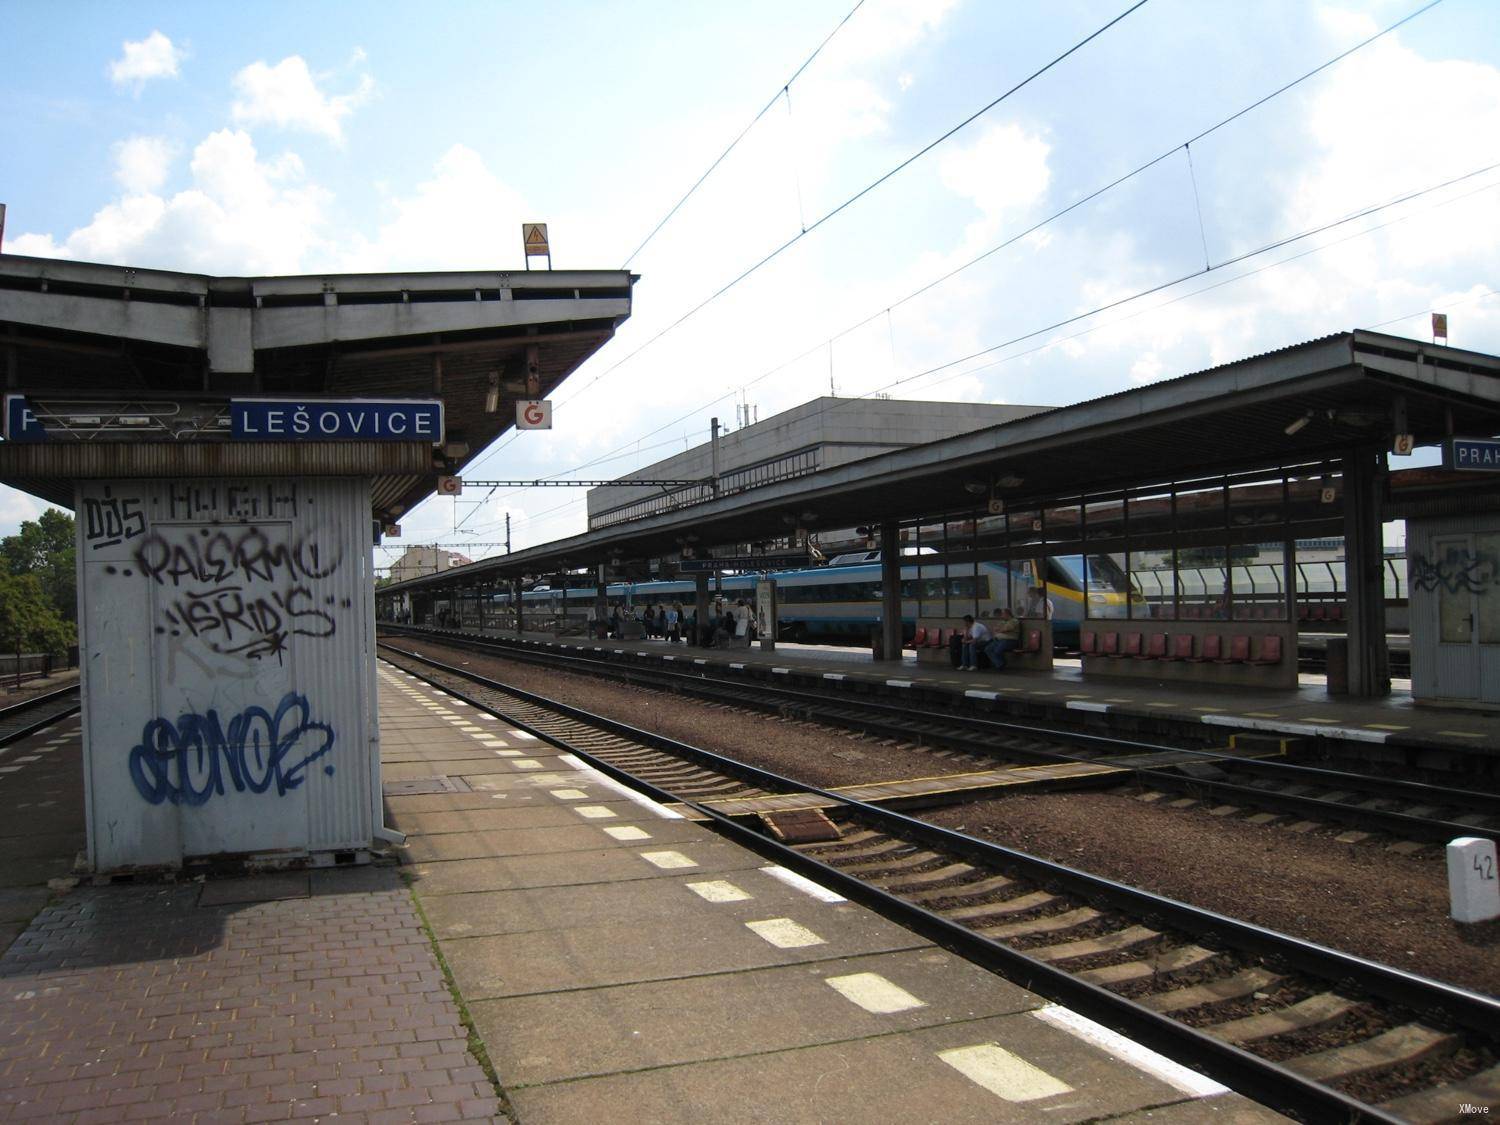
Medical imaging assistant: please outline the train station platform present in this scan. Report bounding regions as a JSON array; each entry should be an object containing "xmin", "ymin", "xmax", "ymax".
[
  {"xmin": 409, "ymin": 626, "xmax": 1498, "ymax": 760},
  {"xmin": 376, "ymin": 661, "xmax": 1283, "ymax": 1122}
]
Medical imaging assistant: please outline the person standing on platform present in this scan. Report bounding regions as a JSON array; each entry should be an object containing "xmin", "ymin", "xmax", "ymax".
[
  {"xmin": 1026, "ymin": 586, "xmax": 1055, "ymax": 620},
  {"xmin": 959, "ymin": 613, "xmax": 991, "ymax": 671},
  {"xmin": 666, "ymin": 603, "xmax": 681, "ymax": 643},
  {"xmin": 985, "ymin": 608, "xmax": 1020, "ymax": 670},
  {"xmin": 643, "ymin": 605, "xmax": 656, "ymax": 638}
]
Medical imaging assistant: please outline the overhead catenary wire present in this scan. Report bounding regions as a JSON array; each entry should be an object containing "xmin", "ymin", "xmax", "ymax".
[
  {"xmin": 562, "ymin": 0, "xmax": 1153, "ymax": 406},
  {"xmin": 440, "ymin": 0, "xmax": 1456, "ymax": 551},
  {"xmin": 860, "ymin": 160, "xmax": 1500, "ymax": 399},
  {"xmin": 457, "ymin": 159, "xmax": 1500, "ymax": 553},
  {"xmin": 909, "ymin": 177, "xmax": 1500, "ymax": 397},
  {"xmin": 466, "ymin": 0, "xmax": 1442, "ymax": 488},
  {"xmin": 620, "ymin": 0, "xmax": 868, "ymax": 269}
]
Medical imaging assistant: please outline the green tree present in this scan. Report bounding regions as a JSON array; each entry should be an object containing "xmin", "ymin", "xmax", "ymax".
[
  {"xmin": 1, "ymin": 509, "xmax": 76, "ymax": 623},
  {"xmin": 0, "ymin": 571, "xmax": 74, "ymax": 659}
]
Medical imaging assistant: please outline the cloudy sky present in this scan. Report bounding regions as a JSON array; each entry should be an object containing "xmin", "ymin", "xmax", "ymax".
[{"xmin": 3, "ymin": 0, "xmax": 1498, "ymax": 565}]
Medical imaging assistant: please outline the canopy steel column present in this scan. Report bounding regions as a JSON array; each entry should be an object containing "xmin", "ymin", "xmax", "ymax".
[
  {"xmin": 880, "ymin": 521, "xmax": 902, "ymax": 661},
  {"xmin": 694, "ymin": 573, "xmax": 710, "ymax": 647},
  {"xmin": 1343, "ymin": 447, "xmax": 1391, "ymax": 697},
  {"xmin": 595, "ymin": 569, "xmax": 608, "ymax": 640},
  {"xmin": 512, "ymin": 579, "xmax": 525, "ymax": 636}
]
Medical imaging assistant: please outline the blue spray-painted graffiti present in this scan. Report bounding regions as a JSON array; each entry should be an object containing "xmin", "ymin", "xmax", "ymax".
[{"xmin": 128, "ymin": 692, "xmax": 335, "ymax": 806}]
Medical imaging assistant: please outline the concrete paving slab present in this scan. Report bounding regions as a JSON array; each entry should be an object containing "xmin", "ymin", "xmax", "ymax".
[
  {"xmin": 404, "ymin": 822, "xmax": 680, "ymax": 863},
  {"xmin": 506, "ymin": 1010, "xmax": 1220, "ymax": 1124},
  {"xmin": 472, "ymin": 946, "xmax": 1041, "ymax": 1085},
  {"xmin": 308, "ymin": 865, "xmax": 403, "ymax": 895},
  {"xmin": 382, "ymin": 744, "xmax": 500, "ymax": 761},
  {"xmin": 401, "ymin": 833, "xmax": 757, "ymax": 895},
  {"xmin": 382, "ymin": 757, "xmax": 522, "ymax": 781},
  {"xmin": 418, "ymin": 860, "xmax": 848, "ymax": 940},
  {"xmin": 465, "ymin": 768, "xmax": 618, "ymax": 791},
  {"xmin": 395, "ymin": 802, "xmax": 657, "ymax": 835},
  {"xmin": 1107, "ymin": 1097, "xmax": 1289, "ymax": 1122},
  {"xmin": 0, "ymin": 887, "xmax": 52, "ymax": 923},
  {"xmin": 383, "ymin": 791, "xmax": 528, "ymax": 813},
  {"xmin": 441, "ymin": 890, "xmax": 926, "ymax": 1000},
  {"xmin": 197, "ymin": 871, "xmax": 310, "ymax": 905}
]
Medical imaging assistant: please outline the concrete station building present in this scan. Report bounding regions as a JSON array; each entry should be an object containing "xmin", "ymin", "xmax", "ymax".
[
  {"xmin": 586, "ymin": 397, "xmax": 1044, "ymax": 533},
  {"xmin": 0, "ymin": 252, "xmax": 634, "ymax": 872}
]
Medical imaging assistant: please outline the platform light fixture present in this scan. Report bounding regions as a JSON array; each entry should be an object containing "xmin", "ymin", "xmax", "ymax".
[
  {"xmin": 1284, "ymin": 411, "xmax": 1314, "ymax": 436},
  {"xmin": 485, "ymin": 372, "xmax": 500, "ymax": 413}
]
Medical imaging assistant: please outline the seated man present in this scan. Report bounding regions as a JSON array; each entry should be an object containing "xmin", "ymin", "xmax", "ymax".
[
  {"xmin": 984, "ymin": 607, "xmax": 1021, "ymax": 670},
  {"xmin": 959, "ymin": 613, "xmax": 991, "ymax": 671}
]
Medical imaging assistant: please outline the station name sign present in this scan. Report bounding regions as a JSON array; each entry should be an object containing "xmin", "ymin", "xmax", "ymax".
[
  {"xmin": 231, "ymin": 399, "xmax": 444, "ymax": 444},
  {"xmin": 678, "ymin": 553, "xmax": 811, "ymax": 573},
  {"xmin": 3, "ymin": 395, "xmax": 445, "ymax": 445},
  {"xmin": 1448, "ymin": 437, "xmax": 1500, "ymax": 472}
]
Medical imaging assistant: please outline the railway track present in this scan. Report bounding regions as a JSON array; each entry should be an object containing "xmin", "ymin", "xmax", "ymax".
[
  {"xmin": 379, "ymin": 642, "xmax": 1500, "ymax": 1123},
  {"xmin": 380, "ymin": 628, "xmax": 1500, "ymax": 848},
  {"xmin": 0, "ymin": 684, "xmax": 80, "ymax": 748}
]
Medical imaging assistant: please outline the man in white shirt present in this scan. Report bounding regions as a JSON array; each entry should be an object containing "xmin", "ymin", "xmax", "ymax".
[{"xmin": 960, "ymin": 613, "xmax": 991, "ymax": 671}]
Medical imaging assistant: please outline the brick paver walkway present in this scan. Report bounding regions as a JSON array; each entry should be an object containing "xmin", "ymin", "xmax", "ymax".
[{"xmin": 0, "ymin": 868, "xmax": 500, "ymax": 1123}]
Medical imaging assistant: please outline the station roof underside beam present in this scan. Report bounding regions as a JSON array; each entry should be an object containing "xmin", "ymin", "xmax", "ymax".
[
  {"xmin": 382, "ymin": 330, "xmax": 1500, "ymax": 595},
  {"xmin": 0, "ymin": 254, "xmax": 634, "ymax": 524}
]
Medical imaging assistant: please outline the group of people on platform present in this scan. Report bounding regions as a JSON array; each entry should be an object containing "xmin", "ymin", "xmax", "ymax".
[
  {"xmin": 596, "ymin": 598, "xmax": 757, "ymax": 648},
  {"xmin": 955, "ymin": 590, "xmax": 1053, "ymax": 671},
  {"xmin": 956, "ymin": 608, "xmax": 1020, "ymax": 671},
  {"xmin": 605, "ymin": 602, "xmax": 686, "ymax": 642}
]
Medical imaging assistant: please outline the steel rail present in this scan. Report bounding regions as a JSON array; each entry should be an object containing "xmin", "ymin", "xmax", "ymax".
[
  {"xmin": 0, "ymin": 684, "xmax": 81, "ymax": 748},
  {"xmin": 381, "ymin": 644, "xmax": 1500, "ymax": 1123},
  {"xmin": 381, "ymin": 628, "xmax": 1500, "ymax": 843}
]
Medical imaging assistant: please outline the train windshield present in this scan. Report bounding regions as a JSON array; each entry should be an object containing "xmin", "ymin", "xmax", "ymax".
[{"xmin": 1047, "ymin": 554, "xmax": 1131, "ymax": 593}]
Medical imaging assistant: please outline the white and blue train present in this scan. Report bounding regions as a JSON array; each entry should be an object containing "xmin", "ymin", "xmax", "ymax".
[{"xmin": 484, "ymin": 553, "xmax": 1136, "ymax": 646}]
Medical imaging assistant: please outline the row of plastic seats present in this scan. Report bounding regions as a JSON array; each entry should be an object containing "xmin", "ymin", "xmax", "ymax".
[
  {"xmin": 1300, "ymin": 602, "xmax": 1345, "ymax": 622},
  {"xmin": 1081, "ymin": 631, "xmax": 1283, "ymax": 666},
  {"xmin": 1140, "ymin": 603, "xmax": 1343, "ymax": 622}
]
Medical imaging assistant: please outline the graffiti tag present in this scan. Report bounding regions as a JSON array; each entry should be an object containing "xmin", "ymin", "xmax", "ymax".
[
  {"xmin": 134, "ymin": 527, "xmax": 343, "ymax": 588},
  {"xmin": 1410, "ymin": 549, "xmax": 1496, "ymax": 595},
  {"xmin": 161, "ymin": 583, "xmax": 338, "ymax": 661},
  {"xmin": 83, "ymin": 486, "xmax": 145, "ymax": 549},
  {"xmin": 128, "ymin": 692, "xmax": 335, "ymax": 806}
]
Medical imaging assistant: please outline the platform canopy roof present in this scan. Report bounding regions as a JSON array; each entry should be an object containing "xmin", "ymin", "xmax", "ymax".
[
  {"xmin": 0, "ymin": 253, "xmax": 634, "ymax": 524},
  {"xmin": 384, "ymin": 330, "xmax": 1500, "ymax": 594}
]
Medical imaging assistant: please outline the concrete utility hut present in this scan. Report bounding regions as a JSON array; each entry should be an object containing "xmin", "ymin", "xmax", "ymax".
[
  {"xmin": 380, "ymin": 332, "xmax": 1500, "ymax": 706},
  {"xmin": 0, "ymin": 253, "xmax": 634, "ymax": 872}
]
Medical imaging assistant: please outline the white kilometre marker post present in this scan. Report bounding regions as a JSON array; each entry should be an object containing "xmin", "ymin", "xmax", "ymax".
[{"xmin": 1446, "ymin": 837, "xmax": 1500, "ymax": 924}]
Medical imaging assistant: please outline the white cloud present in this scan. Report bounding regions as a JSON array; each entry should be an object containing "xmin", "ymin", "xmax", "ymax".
[
  {"xmin": 113, "ymin": 136, "xmax": 176, "ymax": 195},
  {"xmin": 938, "ymin": 122, "xmax": 1051, "ymax": 245},
  {"xmin": 339, "ymin": 145, "xmax": 531, "ymax": 271},
  {"xmin": 108, "ymin": 31, "xmax": 184, "ymax": 90},
  {"xmin": 231, "ymin": 56, "xmax": 374, "ymax": 143},
  {"xmin": 0, "ymin": 491, "xmax": 49, "ymax": 538},
  {"xmin": 1129, "ymin": 351, "xmax": 1164, "ymax": 384},
  {"xmin": 1289, "ymin": 30, "xmax": 1500, "ymax": 253},
  {"xmin": 10, "ymin": 130, "xmax": 331, "ymax": 274}
]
